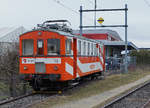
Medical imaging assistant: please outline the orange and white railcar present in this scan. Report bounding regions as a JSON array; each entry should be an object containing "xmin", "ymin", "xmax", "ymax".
[{"xmin": 19, "ymin": 20, "xmax": 105, "ymax": 90}]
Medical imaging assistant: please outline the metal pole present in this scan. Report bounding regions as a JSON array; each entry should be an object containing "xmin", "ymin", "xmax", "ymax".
[
  {"xmin": 94, "ymin": 0, "xmax": 97, "ymax": 28},
  {"xmin": 125, "ymin": 4, "xmax": 128, "ymax": 73},
  {"xmin": 81, "ymin": 8, "xmax": 127, "ymax": 12},
  {"xmin": 80, "ymin": 6, "xmax": 83, "ymax": 36}
]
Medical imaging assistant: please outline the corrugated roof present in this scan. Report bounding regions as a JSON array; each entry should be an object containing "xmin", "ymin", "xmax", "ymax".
[
  {"xmin": 0, "ymin": 27, "xmax": 16, "ymax": 38},
  {"xmin": 73, "ymin": 29, "xmax": 122, "ymax": 41},
  {"xmin": 0, "ymin": 26, "xmax": 26, "ymax": 42}
]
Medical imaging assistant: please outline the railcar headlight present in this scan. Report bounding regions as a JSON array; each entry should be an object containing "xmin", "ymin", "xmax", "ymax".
[
  {"xmin": 24, "ymin": 66, "xmax": 28, "ymax": 70},
  {"xmin": 54, "ymin": 66, "xmax": 58, "ymax": 71},
  {"xmin": 38, "ymin": 32, "xmax": 42, "ymax": 36}
]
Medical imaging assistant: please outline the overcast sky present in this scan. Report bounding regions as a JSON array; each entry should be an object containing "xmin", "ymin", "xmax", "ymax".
[{"xmin": 0, "ymin": 0, "xmax": 150, "ymax": 48}]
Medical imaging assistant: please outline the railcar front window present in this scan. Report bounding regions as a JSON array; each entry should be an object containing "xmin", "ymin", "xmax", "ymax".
[
  {"xmin": 22, "ymin": 39, "xmax": 33, "ymax": 55},
  {"xmin": 47, "ymin": 39, "xmax": 60, "ymax": 55}
]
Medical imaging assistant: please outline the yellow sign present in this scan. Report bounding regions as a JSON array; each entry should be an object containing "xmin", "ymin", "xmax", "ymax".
[{"xmin": 97, "ymin": 17, "xmax": 104, "ymax": 24}]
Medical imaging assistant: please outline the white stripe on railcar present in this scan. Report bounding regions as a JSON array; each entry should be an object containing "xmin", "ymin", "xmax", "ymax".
[
  {"xmin": 100, "ymin": 57, "xmax": 104, "ymax": 64},
  {"xmin": 22, "ymin": 58, "xmax": 61, "ymax": 64},
  {"xmin": 65, "ymin": 63, "xmax": 73, "ymax": 76},
  {"xmin": 77, "ymin": 58, "xmax": 103, "ymax": 73}
]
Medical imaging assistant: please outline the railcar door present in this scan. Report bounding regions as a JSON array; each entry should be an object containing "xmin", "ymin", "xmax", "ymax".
[
  {"xmin": 98, "ymin": 44, "xmax": 105, "ymax": 71},
  {"xmin": 73, "ymin": 38, "xmax": 77, "ymax": 79},
  {"xmin": 35, "ymin": 39, "xmax": 46, "ymax": 73}
]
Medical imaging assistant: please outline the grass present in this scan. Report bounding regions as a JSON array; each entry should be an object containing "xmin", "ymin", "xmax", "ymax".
[
  {"xmin": 0, "ymin": 82, "xmax": 9, "ymax": 100},
  {"xmin": 31, "ymin": 66, "xmax": 150, "ymax": 108},
  {"xmin": 0, "ymin": 79, "xmax": 32, "ymax": 100}
]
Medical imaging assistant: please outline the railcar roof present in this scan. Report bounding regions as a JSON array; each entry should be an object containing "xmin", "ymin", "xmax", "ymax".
[{"xmin": 21, "ymin": 29, "xmax": 103, "ymax": 45}]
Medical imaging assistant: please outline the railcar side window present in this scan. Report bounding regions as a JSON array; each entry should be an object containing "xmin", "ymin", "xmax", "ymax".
[
  {"xmin": 78, "ymin": 40, "xmax": 81, "ymax": 55},
  {"xmin": 91, "ymin": 43, "xmax": 93, "ymax": 55},
  {"xmin": 22, "ymin": 39, "xmax": 33, "ymax": 55},
  {"xmin": 83, "ymin": 41, "xmax": 86, "ymax": 55},
  {"xmin": 66, "ymin": 39, "xmax": 72, "ymax": 54},
  {"xmin": 97, "ymin": 45, "xmax": 99, "ymax": 56},
  {"xmin": 37, "ymin": 40, "xmax": 44, "ymax": 55},
  {"xmin": 94, "ymin": 44, "xmax": 97, "ymax": 56},
  {"xmin": 87, "ymin": 43, "xmax": 90, "ymax": 55},
  {"xmin": 101, "ymin": 45, "xmax": 103, "ymax": 54},
  {"xmin": 47, "ymin": 39, "xmax": 60, "ymax": 55}
]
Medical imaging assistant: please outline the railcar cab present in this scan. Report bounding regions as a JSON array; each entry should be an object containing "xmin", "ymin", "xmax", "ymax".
[
  {"xmin": 20, "ymin": 31, "xmax": 61, "ymax": 76},
  {"xmin": 19, "ymin": 20, "xmax": 73, "ymax": 83}
]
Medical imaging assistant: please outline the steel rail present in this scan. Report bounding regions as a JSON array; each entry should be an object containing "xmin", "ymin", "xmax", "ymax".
[
  {"xmin": 0, "ymin": 93, "xmax": 34, "ymax": 106},
  {"xmin": 101, "ymin": 80, "xmax": 150, "ymax": 108},
  {"xmin": 141, "ymin": 98, "xmax": 150, "ymax": 108}
]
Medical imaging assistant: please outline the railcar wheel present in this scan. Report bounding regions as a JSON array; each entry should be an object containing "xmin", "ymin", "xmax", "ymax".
[
  {"xmin": 100, "ymin": 71, "xmax": 105, "ymax": 80},
  {"xmin": 33, "ymin": 85, "xmax": 40, "ymax": 91},
  {"xmin": 33, "ymin": 80, "xmax": 40, "ymax": 91}
]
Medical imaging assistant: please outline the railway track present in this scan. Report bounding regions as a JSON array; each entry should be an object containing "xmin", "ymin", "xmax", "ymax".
[
  {"xmin": 142, "ymin": 98, "xmax": 150, "ymax": 108},
  {"xmin": 0, "ymin": 91, "xmax": 57, "ymax": 108},
  {"xmin": 0, "ymin": 82, "xmax": 81, "ymax": 108},
  {"xmin": 0, "ymin": 75, "xmax": 103, "ymax": 108},
  {"xmin": 102, "ymin": 81, "xmax": 150, "ymax": 108},
  {"xmin": 0, "ymin": 93, "xmax": 33, "ymax": 106}
]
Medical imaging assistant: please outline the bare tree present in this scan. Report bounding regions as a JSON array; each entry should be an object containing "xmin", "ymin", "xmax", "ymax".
[{"xmin": 0, "ymin": 42, "xmax": 19, "ymax": 97}]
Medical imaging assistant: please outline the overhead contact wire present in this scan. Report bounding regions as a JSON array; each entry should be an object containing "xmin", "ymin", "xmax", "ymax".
[
  {"xmin": 143, "ymin": 0, "xmax": 150, "ymax": 7},
  {"xmin": 52, "ymin": 0, "xmax": 93, "ymax": 24},
  {"xmin": 53, "ymin": 0, "xmax": 79, "ymax": 15}
]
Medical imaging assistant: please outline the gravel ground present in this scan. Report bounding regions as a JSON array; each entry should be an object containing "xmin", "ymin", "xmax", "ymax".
[
  {"xmin": 0, "ymin": 93, "xmax": 54, "ymax": 108},
  {"xmin": 50, "ymin": 74, "xmax": 150, "ymax": 108}
]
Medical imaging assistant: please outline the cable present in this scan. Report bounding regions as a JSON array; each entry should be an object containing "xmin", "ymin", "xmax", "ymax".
[
  {"xmin": 52, "ymin": 0, "xmax": 93, "ymax": 23},
  {"xmin": 53, "ymin": 0, "xmax": 79, "ymax": 15},
  {"xmin": 143, "ymin": 0, "xmax": 150, "ymax": 7},
  {"xmin": 87, "ymin": 0, "xmax": 94, "ymax": 5}
]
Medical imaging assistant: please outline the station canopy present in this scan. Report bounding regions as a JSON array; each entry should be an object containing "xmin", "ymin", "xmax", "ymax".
[{"xmin": 100, "ymin": 40, "xmax": 138, "ymax": 50}]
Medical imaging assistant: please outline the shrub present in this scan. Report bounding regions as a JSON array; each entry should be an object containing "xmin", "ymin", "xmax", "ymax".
[{"xmin": 130, "ymin": 50, "xmax": 150, "ymax": 65}]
